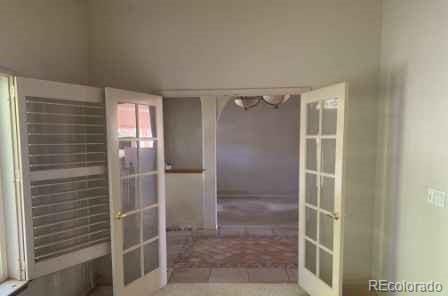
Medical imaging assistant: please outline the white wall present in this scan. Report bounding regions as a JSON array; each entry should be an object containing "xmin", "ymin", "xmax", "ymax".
[
  {"xmin": 88, "ymin": 0, "xmax": 382, "ymax": 287},
  {"xmin": 88, "ymin": 0, "xmax": 381, "ymax": 92},
  {"xmin": 166, "ymin": 173, "xmax": 204, "ymax": 228},
  {"xmin": 0, "ymin": 0, "xmax": 89, "ymax": 84},
  {"xmin": 217, "ymin": 96, "xmax": 299, "ymax": 199},
  {"xmin": 164, "ymin": 98, "xmax": 203, "ymax": 169},
  {"xmin": 374, "ymin": 0, "xmax": 448, "ymax": 290},
  {"xmin": 0, "ymin": 1, "xmax": 93, "ymax": 296}
]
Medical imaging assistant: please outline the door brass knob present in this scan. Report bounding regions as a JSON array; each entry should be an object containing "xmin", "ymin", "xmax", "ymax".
[
  {"xmin": 324, "ymin": 212, "xmax": 340, "ymax": 220},
  {"xmin": 115, "ymin": 211, "xmax": 128, "ymax": 220}
]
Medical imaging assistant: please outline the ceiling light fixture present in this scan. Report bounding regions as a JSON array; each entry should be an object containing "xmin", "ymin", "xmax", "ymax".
[
  {"xmin": 262, "ymin": 95, "xmax": 291, "ymax": 108},
  {"xmin": 234, "ymin": 94, "xmax": 291, "ymax": 110},
  {"xmin": 234, "ymin": 96, "xmax": 261, "ymax": 110}
]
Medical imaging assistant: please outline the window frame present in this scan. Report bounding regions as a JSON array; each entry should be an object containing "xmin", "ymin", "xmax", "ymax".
[
  {"xmin": 12, "ymin": 77, "xmax": 110, "ymax": 279},
  {"xmin": 0, "ymin": 177, "xmax": 8, "ymax": 283}
]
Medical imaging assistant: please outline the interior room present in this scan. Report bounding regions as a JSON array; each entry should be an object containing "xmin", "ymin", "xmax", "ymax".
[
  {"xmin": 1, "ymin": 1, "xmax": 447, "ymax": 296},
  {"xmin": 162, "ymin": 94, "xmax": 301, "ymax": 285},
  {"xmin": 217, "ymin": 95, "xmax": 299, "ymax": 229}
]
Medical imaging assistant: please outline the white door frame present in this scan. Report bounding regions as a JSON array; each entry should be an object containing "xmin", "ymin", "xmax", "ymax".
[
  {"xmin": 156, "ymin": 86, "xmax": 311, "ymax": 230},
  {"xmin": 106, "ymin": 87, "xmax": 167, "ymax": 296}
]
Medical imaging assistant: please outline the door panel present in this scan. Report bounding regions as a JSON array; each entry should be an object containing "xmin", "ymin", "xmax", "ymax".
[
  {"xmin": 299, "ymin": 83, "xmax": 346, "ymax": 296},
  {"xmin": 106, "ymin": 88, "xmax": 166, "ymax": 296}
]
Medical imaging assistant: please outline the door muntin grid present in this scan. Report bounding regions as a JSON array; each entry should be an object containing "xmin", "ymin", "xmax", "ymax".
[
  {"xmin": 304, "ymin": 98, "xmax": 338, "ymax": 287},
  {"xmin": 117, "ymin": 103, "xmax": 159, "ymax": 286}
]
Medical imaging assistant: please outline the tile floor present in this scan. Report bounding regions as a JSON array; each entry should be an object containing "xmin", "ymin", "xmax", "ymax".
[
  {"xmin": 168, "ymin": 225, "xmax": 298, "ymax": 284},
  {"xmin": 218, "ymin": 196, "xmax": 298, "ymax": 226},
  {"xmin": 88, "ymin": 225, "xmax": 299, "ymax": 295},
  {"xmin": 153, "ymin": 284, "xmax": 308, "ymax": 296}
]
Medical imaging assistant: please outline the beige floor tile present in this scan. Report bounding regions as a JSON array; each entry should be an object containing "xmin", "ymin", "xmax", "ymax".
[
  {"xmin": 273, "ymin": 227, "xmax": 298, "ymax": 237},
  {"xmin": 247, "ymin": 268, "xmax": 289, "ymax": 283},
  {"xmin": 219, "ymin": 226, "xmax": 245, "ymax": 236},
  {"xmin": 245, "ymin": 227, "xmax": 274, "ymax": 236},
  {"xmin": 153, "ymin": 283, "xmax": 308, "ymax": 296},
  {"xmin": 170, "ymin": 268, "xmax": 211, "ymax": 283},
  {"xmin": 209, "ymin": 268, "xmax": 249, "ymax": 283},
  {"xmin": 193, "ymin": 229, "xmax": 218, "ymax": 238}
]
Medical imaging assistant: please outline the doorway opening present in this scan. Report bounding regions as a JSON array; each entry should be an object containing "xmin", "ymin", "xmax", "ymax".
[{"xmin": 164, "ymin": 94, "xmax": 301, "ymax": 284}]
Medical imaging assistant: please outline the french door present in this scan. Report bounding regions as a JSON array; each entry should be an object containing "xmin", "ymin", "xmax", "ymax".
[
  {"xmin": 106, "ymin": 88, "xmax": 167, "ymax": 296},
  {"xmin": 298, "ymin": 83, "xmax": 346, "ymax": 296}
]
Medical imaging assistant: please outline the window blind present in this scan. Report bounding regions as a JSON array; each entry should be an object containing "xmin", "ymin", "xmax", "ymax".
[{"xmin": 25, "ymin": 96, "xmax": 110, "ymax": 263}]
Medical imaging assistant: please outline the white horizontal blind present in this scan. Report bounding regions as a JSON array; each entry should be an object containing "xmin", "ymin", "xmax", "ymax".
[
  {"xmin": 25, "ymin": 96, "xmax": 110, "ymax": 263},
  {"xmin": 26, "ymin": 97, "xmax": 106, "ymax": 171}
]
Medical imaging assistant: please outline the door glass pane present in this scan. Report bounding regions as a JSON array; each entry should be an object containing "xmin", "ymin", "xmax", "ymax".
[
  {"xmin": 140, "ymin": 175, "xmax": 158, "ymax": 207},
  {"xmin": 306, "ymin": 102, "xmax": 319, "ymax": 135},
  {"xmin": 143, "ymin": 207, "xmax": 158, "ymax": 241},
  {"xmin": 138, "ymin": 105, "xmax": 157, "ymax": 138},
  {"xmin": 139, "ymin": 140, "xmax": 157, "ymax": 173},
  {"xmin": 305, "ymin": 207, "xmax": 317, "ymax": 241},
  {"xmin": 306, "ymin": 139, "xmax": 317, "ymax": 171},
  {"xmin": 322, "ymin": 98, "xmax": 338, "ymax": 135},
  {"xmin": 305, "ymin": 173, "xmax": 317, "ymax": 206},
  {"xmin": 121, "ymin": 177, "xmax": 138, "ymax": 213},
  {"xmin": 123, "ymin": 248, "xmax": 141, "ymax": 285},
  {"xmin": 119, "ymin": 141, "xmax": 138, "ymax": 176},
  {"xmin": 118, "ymin": 103, "xmax": 136, "ymax": 138},
  {"xmin": 123, "ymin": 212, "xmax": 141, "ymax": 250},
  {"xmin": 319, "ymin": 249, "xmax": 333, "ymax": 287},
  {"xmin": 319, "ymin": 213, "xmax": 333, "ymax": 250},
  {"xmin": 144, "ymin": 240, "xmax": 159, "ymax": 275},
  {"xmin": 321, "ymin": 139, "xmax": 336, "ymax": 174},
  {"xmin": 305, "ymin": 240, "xmax": 317, "ymax": 274},
  {"xmin": 320, "ymin": 176, "xmax": 335, "ymax": 211}
]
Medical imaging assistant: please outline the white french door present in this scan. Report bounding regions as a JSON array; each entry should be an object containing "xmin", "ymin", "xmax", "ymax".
[
  {"xmin": 106, "ymin": 88, "xmax": 167, "ymax": 296},
  {"xmin": 298, "ymin": 83, "xmax": 346, "ymax": 296}
]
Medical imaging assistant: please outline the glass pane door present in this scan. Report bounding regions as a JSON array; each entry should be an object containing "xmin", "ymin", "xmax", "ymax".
[
  {"xmin": 304, "ymin": 98, "xmax": 339, "ymax": 287},
  {"xmin": 117, "ymin": 103, "xmax": 160, "ymax": 286},
  {"xmin": 106, "ymin": 87, "xmax": 166, "ymax": 296}
]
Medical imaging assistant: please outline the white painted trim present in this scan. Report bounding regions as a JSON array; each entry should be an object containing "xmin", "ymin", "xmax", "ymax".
[
  {"xmin": 15, "ymin": 77, "xmax": 103, "ymax": 103},
  {"xmin": 216, "ymin": 97, "xmax": 233, "ymax": 120},
  {"xmin": 32, "ymin": 242, "xmax": 110, "ymax": 278},
  {"xmin": 157, "ymin": 86, "xmax": 311, "ymax": 98},
  {"xmin": 10, "ymin": 77, "xmax": 31, "ymax": 281},
  {"xmin": 29, "ymin": 166, "xmax": 105, "ymax": 182},
  {"xmin": 0, "ymin": 279, "xmax": 28, "ymax": 296},
  {"xmin": 0, "ymin": 170, "xmax": 8, "ymax": 283},
  {"xmin": 200, "ymin": 97, "xmax": 218, "ymax": 230}
]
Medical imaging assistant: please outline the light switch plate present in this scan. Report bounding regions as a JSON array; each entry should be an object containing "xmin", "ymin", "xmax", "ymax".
[{"xmin": 427, "ymin": 188, "xmax": 447, "ymax": 208}]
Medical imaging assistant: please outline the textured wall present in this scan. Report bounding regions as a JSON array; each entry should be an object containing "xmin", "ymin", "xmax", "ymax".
[
  {"xmin": 0, "ymin": 1, "xmax": 93, "ymax": 296},
  {"xmin": 166, "ymin": 173, "xmax": 204, "ymax": 228},
  {"xmin": 373, "ymin": 0, "xmax": 448, "ymax": 290},
  {"xmin": 163, "ymin": 98, "xmax": 203, "ymax": 169},
  {"xmin": 0, "ymin": 0, "xmax": 89, "ymax": 84},
  {"xmin": 217, "ymin": 97, "xmax": 299, "ymax": 199},
  {"xmin": 88, "ymin": 0, "xmax": 382, "ymax": 284}
]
